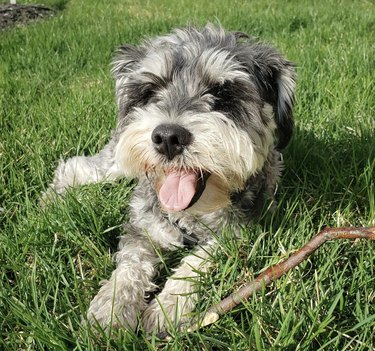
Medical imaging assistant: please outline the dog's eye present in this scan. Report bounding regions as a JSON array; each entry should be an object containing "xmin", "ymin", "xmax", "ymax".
[
  {"xmin": 126, "ymin": 82, "xmax": 157, "ymax": 107},
  {"xmin": 205, "ymin": 80, "xmax": 236, "ymax": 99},
  {"xmin": 204, "ymin": 83, "xmax": 225, "ymax": 98},
  {"xmin": 205, "ymin": 81, "xmax": 247, "ymax": 118},
  {"xmin": 210, "ymin": 86, "xmax": 224, "ymax": 97},
  {"xmin": 138, "ymin": 84, "xmax": 156, "ymax": 105}
]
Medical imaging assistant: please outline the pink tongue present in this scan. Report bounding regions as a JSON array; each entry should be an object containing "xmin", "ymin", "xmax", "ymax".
[{"xmin": 159, "ymin": 171, "xmax": 198, "ymax": 212}]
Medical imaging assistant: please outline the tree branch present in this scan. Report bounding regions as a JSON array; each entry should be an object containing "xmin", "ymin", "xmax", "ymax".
[{"xmin": 182, "ymin": 226, "xmax": 375, "ymax": 333}]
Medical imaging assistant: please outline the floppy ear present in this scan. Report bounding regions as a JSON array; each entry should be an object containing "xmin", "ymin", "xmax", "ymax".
[
  {"xmin": 111, "ymin": 44, "xmax": 146, "ymax": 116},
  {"xmin": 274, "ymin": 63, "xmax": 296, "ymax": 149},
  {"xmin": 235, "ymin": 41, "xmax": 296, "ymax": 149}
]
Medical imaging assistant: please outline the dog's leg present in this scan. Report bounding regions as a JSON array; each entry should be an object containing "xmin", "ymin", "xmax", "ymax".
[
  {"xmin": 41, "ymin": 136, "xmax": 123, "ymax": 204},
  {"xmin": 141, "ymin": 240, "xmax": 215, "ymax": 333},
  {"xmin": 86, "ymin": 234, "xmax": 159, "ymax": 332}
]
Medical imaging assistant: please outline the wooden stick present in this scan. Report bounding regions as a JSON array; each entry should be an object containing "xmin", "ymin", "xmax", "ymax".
[{"xmin": 182, "ymin": 226, "xmax": 375, "ymax": 333}]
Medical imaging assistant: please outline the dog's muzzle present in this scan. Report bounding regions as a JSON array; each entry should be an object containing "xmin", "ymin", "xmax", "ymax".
[{"xmin": 152, "ymin": 123, "xmax": 210, "ymax": 212}]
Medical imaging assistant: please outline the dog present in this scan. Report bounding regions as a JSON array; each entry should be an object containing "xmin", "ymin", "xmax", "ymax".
[{"xmin": 43, "ymin": 24, "xmax": 296, "ymax": 333}]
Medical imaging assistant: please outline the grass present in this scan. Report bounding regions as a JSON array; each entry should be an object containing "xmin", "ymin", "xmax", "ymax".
[{"xmin": 0, "ymin": 0, "xmax": 374, "ymax": 349}]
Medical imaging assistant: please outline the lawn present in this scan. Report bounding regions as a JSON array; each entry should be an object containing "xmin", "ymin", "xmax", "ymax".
[{"xmin": 0, "ymin": 0, "xmax": 374, "ymax": 350}]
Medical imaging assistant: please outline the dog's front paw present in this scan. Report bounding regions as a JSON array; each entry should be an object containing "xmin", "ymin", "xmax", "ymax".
[
  {"xmin": 141, "ymin": 298, "xmax": 177, "ymax": 333},
  {"xmin": 141, "ymin": 293, "xmax": 195, "ymax": 333},
  {"xmin": 86, "ymin": 287, "xmax": 144, "ymax": 332},
  {"xmin": 39, "ymin": 187, "xmax": 60, "ymax": 208}
]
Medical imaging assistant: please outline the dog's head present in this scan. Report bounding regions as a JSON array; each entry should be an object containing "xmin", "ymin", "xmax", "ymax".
[{"xmin": 113, "ymin": 24, "xmax": 295, "ymax": 215}]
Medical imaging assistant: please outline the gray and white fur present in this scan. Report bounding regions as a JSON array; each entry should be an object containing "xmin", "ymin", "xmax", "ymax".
[{"xmin": 43, "ymin": 24, "xmax": 296, "ymax": 333}]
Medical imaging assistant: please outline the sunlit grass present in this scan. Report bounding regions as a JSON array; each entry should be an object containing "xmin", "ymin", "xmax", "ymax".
[{"xmin": 1, "ymin": 0, "xmax": 374, "ymax": 349}]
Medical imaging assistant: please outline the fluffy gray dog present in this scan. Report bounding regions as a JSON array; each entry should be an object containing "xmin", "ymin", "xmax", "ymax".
[{"xmin": 43, "ymin": 24, "xmax": 296, "ymax": 333}]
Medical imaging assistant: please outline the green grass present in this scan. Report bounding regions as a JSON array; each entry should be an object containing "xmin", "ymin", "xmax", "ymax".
[{"xmin": 1, "ymin": 0, "xmax": 374, "ymax": 349}]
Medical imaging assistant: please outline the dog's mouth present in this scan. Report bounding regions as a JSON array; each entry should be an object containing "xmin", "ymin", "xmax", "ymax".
[{"xmin": 158, "ymin": 170, "xmax": 210, "ymax": 212}]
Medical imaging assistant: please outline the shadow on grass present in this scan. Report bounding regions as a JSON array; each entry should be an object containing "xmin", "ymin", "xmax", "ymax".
[{"xmin": 279, "ymin": 125, "xmax": 374, "ymax": 223}]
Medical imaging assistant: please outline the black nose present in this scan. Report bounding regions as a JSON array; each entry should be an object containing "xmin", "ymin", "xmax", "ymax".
[{"xmin": 151, "ymin": 124, "xmax": 192, "ymax": 160}]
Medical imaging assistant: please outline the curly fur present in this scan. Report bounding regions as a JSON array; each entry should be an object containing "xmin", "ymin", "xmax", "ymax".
[{"xmin": 43, "ymin": 24, "xmax": 296, "ymax": 333}]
